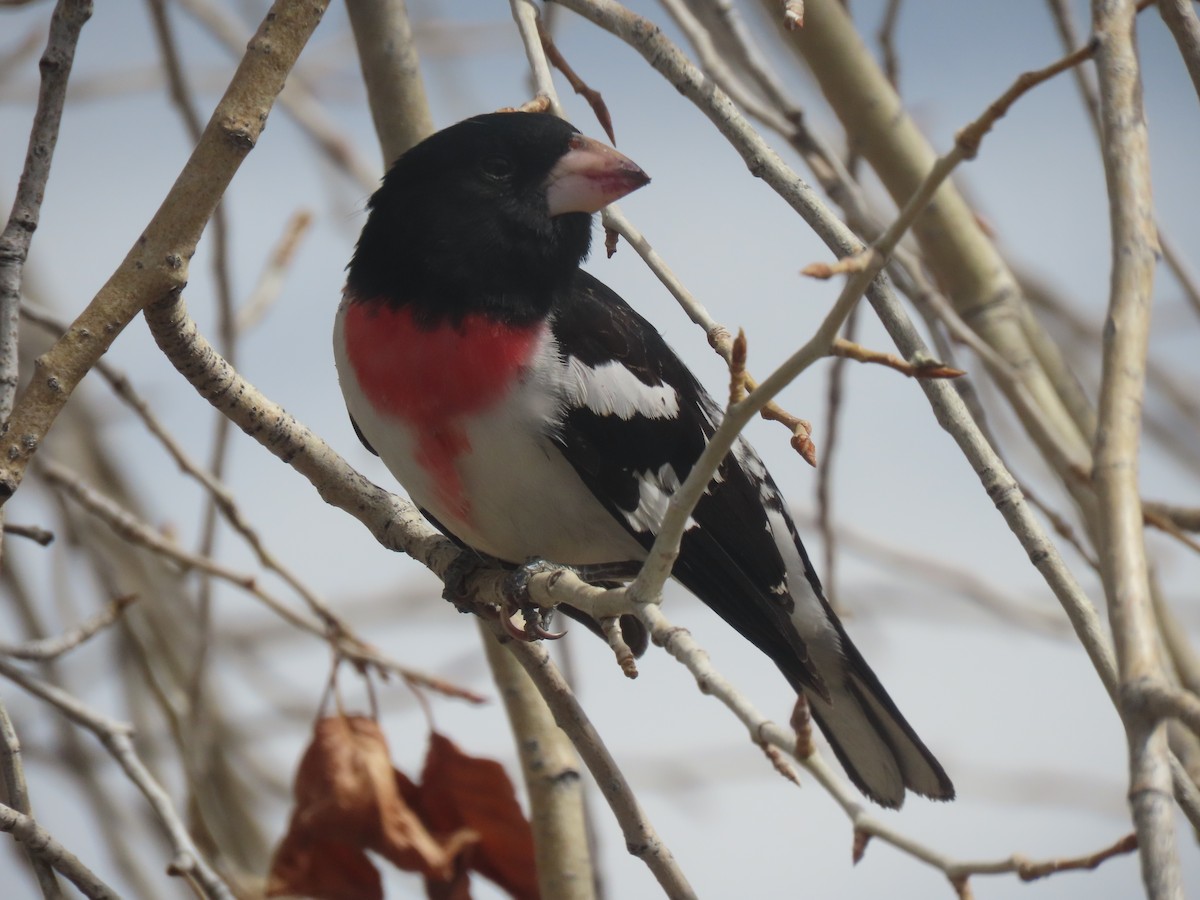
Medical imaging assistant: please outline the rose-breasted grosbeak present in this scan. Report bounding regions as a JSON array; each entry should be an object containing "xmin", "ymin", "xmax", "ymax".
[{"xmin": 334, "ymin": 112, "xmax": 953, "ymax": 808}]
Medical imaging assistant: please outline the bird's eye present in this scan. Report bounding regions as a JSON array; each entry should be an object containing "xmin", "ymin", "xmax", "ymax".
[{"xmin": 480, "ymin": 156, "xmax": 514, "ymax": 181}]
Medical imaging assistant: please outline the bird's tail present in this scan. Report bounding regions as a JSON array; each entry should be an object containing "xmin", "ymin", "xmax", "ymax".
[{"xmin": 793, "ymin": 631, "xmax": 954, "ymax": 809}]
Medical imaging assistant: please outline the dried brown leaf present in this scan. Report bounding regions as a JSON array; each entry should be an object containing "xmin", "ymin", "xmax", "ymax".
[
  {"xmin": 268, "ymin": 716, "xmax": 477, "ymax": 899},
  {"xmin": 420, "ymin": 732, "xmax": 540, "ymax": 900},
  {"xmin": 267, "ymin": 832, "xmax": 382, "ymax": 900}
]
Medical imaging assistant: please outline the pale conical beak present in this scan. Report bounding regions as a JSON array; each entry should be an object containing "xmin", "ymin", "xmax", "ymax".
[{"xmin": 544, "ymin": 133, "xmax": 650, "ymax": 216}]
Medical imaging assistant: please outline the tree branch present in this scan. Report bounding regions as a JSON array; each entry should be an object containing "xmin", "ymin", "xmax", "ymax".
[
  {"xmin": 0, "ymin": 801, "xmax": 115, "ymax": 899},
  {"xmin": 0, "ymin": 595, "xmax": 135, "ymax": 661},
  {"xmin": 0, "ymin": 0, "xmax": 330, "ymax": 505},
  {"xmin": 0, "ymin": 658, "xmax": 232, "ymax": 898},
  {"xmin": 479, "ymin": 623, "xmax": 596, "ymax": 900},
  {"xmin": 1158, "ymin": 0, "xmax": 1200, "ymax": 107},
  {"xmin": 345, "ymin": 0, "xmax": 434, "ymax": 166},
  {"xmin": 1091, "ymin": 2, "xmax": 1181, "ymax": 895},
  {"xmin": 0, "ymin": 0, "xmax": 91, "ymax": 423},
  {"xmin": 500, "ymin": 637, "xmax": 696, "ymax": 899},
  {"xmin": 1, "ymin": 698, "xmax": 64, "ymax": 898}
]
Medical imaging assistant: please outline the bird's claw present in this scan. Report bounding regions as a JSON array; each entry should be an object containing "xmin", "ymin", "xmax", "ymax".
[
  {"xmin": 500, "ymin": 610, "xmax": 566, "ymax": 643},
  {"xmin": 502, "ymin": 559, "xmax": 568, "ymax": 643}
]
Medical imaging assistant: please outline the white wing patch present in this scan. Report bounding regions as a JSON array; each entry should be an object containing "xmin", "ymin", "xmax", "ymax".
[
  {"xmin": 622, "ymin": 461, "xmax": 698, "ymax": 535},
  {"xmin": 733, "ymin": 437, "xmax": 767, "ymax": 482},
  {"xmin": 565, "ymin": 357, "xmax": 680, "ymax": 420},
  {"xmin": 761, "ymin": 500, "xmax": 842, "ymax": 665}
]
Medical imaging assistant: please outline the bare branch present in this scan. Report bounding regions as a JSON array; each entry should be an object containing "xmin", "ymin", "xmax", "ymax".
[
  {"xmin": 1158, "ymin": 0, "xmax": 1200, "ymax": 107},
  {"xmin": 0, "ymin": 595, "xmax": 135, "ymax": 661},
  {"xmin": 0, "ymin": 0, "xmax": 92, "ymax": 423},
  {"xmin": 830, "ymin": 338, "xmax": 965, "ymax": 379},
  {"xmin": 1, "ymin": 699, "xmax": 64, "ymax": 898},
  {"xmin": 174, "ymin": 0, "xmax": 378, "ymax": 190},
  {"xmin": 770, "ymin": 0, "xmax": 1095, "ymax": 468},
  {"xmin": 0, "ymin": 802, "xmax": 114, "ymax": 899},
  {"xmin": 345, "ymin": 0, "xmax": 434, "ymax": 165},
  {"xmin": 479, "ymin": 622, "xmax": 596, "ymax": 899},
  {"xmin": 500, "ymin": 637, "xmax": 696, "ymax": 898},
  {"xmin": 0, "ymin": 658, "xmax": 232, "ymax": 898},
  {"xmin": 537, "ymin": 15, "xmax": 615, "ymax": 144},
  {"xmin": 235, "ymin": 209, "xmax": 313, "ymax": 333},
  {"xmin": 0, "ymin": 0, "xmax": 331, "ymax": 504},
  {"xmin": 1, "ymin": 521, "xmax": 54, "ymax": 546},
  {"xmin": 39, "ymin": 458, "xmax": 478, "ymax": 701},
  {"xmin": 1045, "ymin": 0, "xmax": 1200, "ymax": 322},
  {"xmin": 1091, "ymin": 1, "xmax": 1181, "ymax": 896}
]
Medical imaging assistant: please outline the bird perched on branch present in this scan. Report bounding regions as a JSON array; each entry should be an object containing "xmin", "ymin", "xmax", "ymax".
[{"xmin": 334, "ymin": 111, "xmax": 953, "ymax": 808}]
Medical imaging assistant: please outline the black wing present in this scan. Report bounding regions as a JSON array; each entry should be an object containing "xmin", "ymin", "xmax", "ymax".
[
  {"xmin": 550, "ymin": 271, "xmax": 955, "ymax": 807},
  {"xmin": 549, "ymin": 270, "xmax": 827, "ymax": 697}
]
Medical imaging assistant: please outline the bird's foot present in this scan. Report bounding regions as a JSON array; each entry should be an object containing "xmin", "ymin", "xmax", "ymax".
[
  {"xmin": 500, "ymin": 558, "xmax": 645, "ymax": 645},
  {"xmin": 443, "ymin": 552, "xmax": 643, "ymax": 646},
  {"xmin": 501, "ymin": 559, "xmax": 569, "ymax": 642}
]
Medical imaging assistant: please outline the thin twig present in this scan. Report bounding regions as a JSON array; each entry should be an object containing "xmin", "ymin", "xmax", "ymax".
[
  {"xmin": 0, "ymin": 0, "xmax": 92, "ymax": 423},
  {"xmin": 0, "ymin": 802, "xmax": 114, "ymax": 899},
  {"xmin": 145, "ymin": 0, "xmax": 241, "ymax": 787},
  {"xmin": 38, "ymin": 458, "xmax": 479, "ymax": 701},
  {"xmin": 816, "ymin": 305, "xmax": 859, "ymax": 609},
  {"xmin": 0, "ymin": 595, "xmax": 136, "ymax": 661},
  {"xmin": 1, "ymin": 698, "xmax": 64, "ymax": 898},
  {"xmin": 954, "ymin": 37, "xmax": 1098, "ymax": 158},
  {"xmin": 601, "ymin": 210, "xmax": 816, "ymax": 461},
  {"xmin": 829, "ymin": 338, "xmax": 964, "ymax": 379},
  {"xmin": 878, "ymin": 0, "xmax": 903, "ymax": 88},
  {"xmin": 235, "ymin": 209, "xmax": 313, "ymax": 333},
  {"xmin": 0, "ymin": 658, "xmax": 233, "ymax": 898},
  {"xmin": 1, "ymin": 560, "xmax": 162, "ymax": 896},
  {"xmin": 536, "ymin": 15, "xmax": 615, "ymax": 144},
  {"xmin": 1157, "ymin": 0, "xmax": 1200, "ymax": 108},
  {"xmin": 1, "ymin": 522, "xmax": 54, "ymax": 546}
]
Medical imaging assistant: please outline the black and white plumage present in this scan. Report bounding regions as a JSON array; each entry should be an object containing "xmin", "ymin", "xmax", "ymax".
[{"xmin": 333, "ymin": 112, "xmax": 953, "ymax": 808}]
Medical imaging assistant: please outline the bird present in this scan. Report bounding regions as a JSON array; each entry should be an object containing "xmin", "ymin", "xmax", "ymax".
[{"xmin": 333, "ymin": 111, "xmax": 953, "ymax": 808}]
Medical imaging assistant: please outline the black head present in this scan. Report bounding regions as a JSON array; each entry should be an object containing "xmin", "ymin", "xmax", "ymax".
[{"xmin": 347, "ymin": 112, "xmax": 646, "ymax": 326}]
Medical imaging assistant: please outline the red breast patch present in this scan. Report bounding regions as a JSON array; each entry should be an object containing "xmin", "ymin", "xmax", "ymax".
[{"xmin": 343, "ymin": 301, "xmax": 543, "ymax": 523}]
